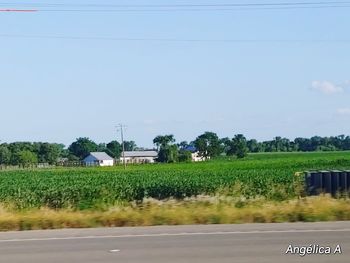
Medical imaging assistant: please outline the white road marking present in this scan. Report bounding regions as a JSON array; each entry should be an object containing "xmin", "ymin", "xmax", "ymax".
[
  {"xmin": 0, "ymin": 228, "xmax": 349, "ymax": 243},
  {"xmin": 109, "ymin": 249, "xmax": 120, "ymax": 253}
]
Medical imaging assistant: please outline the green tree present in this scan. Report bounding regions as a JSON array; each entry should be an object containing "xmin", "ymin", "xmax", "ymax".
[
  {"xmin": 157, "ymin": 145, "xmax": 179, "ymax": 163},
  {"xmin": 97, "ymin": 143, "xmax": 107, "ymax": 152},
  {"xmin": 7, "ymin": 142, "xmax": 35, "ymax": 165},
  {"xmin": 14, "ymin": 150, "xmax": 38, "ymax": 166},
  {"xmin": 8, "ymin": 142, "xmax": 34, "ymax": 153},
  {"xmin": 37, "ymin": 143, "xmax": 64, "ymax": 164},
  {"xmin": 0, "ymin": 145, "xmax": 11, "ymax": 165},
  {"xmin": 178, "ymin": 150, "xmax": 192, "ymax": 162},
  {"xmin": 122, "ymin": 141, "xmax": 137, "ymax": 151},
  {"xmin": 194, "ymin": 132, "xmax": 222, "ymax": 159},
  {"xmin": 68, "ymin": 137, "xmax": 98, "ymax": 160},
  {"xmin": 153, "ymin": 135, "xmax": 175, "ymax": 150},
  {"xmin": 247, "ymin": 139, "xmax": 261, "ymax": 153},
  {"xmin": 106, "ymin": 141, "xmax": 122, "ymax": 158},
  {"xmin": 220, "ymin": 137, "xmax": 232, "ymax": 154},
  {"xmin": 153, "ymin": 135, "xmax": 178, "ymax": 163},
  {"xmin": 343, "ymin": 136, "xmax": 350, "ymax": 150},
  {"xmin": 231, "ymin": 134, "xmax": 248, "ymax": 159}
]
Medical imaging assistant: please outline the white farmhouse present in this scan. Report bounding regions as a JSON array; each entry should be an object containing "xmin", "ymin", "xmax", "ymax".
[
  {"xmin": 184, "ymin": 146, "xmax": 207, "ymax": 162},
  {"xmin": 83, "ymin": 152, "xmax": 114, "ymax": 167},
  {"xmin": 120, "ymin": 151, "xmax": 158, "ymax": 164}
]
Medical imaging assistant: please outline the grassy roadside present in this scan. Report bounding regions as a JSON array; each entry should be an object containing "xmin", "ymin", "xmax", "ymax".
[{"xmin": 0, "ymin": 196, "xmax": 349, "ymax": 231}]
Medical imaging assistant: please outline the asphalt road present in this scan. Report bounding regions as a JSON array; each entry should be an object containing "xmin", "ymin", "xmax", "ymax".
[{"xmin": 0, "ymin": 222, "xmax": 349, "ymax": 263}]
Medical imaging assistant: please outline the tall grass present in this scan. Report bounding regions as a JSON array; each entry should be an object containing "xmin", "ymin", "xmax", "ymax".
[{"xmin": 0, "ymin": 196, "xmax": 349, "ymax": 231}]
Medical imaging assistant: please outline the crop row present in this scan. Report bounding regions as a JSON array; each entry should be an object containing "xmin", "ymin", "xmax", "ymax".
[{"xmin": 0, "ymin": 152, "xmax": 349, "ymax": 210}]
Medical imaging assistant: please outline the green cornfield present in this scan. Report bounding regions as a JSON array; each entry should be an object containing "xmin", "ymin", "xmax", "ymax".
[{"xmin": 0, "ymin": 152, "xmax": 350, "ymax": 210}]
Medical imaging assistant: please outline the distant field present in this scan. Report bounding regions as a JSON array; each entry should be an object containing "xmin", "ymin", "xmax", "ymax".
[{"xmin": 0, "ymin": 151, "xmax": 350, "ymax": 210}]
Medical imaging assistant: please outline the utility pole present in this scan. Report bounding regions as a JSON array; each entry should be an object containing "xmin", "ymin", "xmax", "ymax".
[{"xmin": 117, "ymin": 124, "xmax": 127, "ymax": 169}]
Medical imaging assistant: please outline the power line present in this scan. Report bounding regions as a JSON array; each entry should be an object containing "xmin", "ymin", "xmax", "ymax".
[
  {"xmin": 28, "ymin": 6, "xmax": 350, "ymax": 12},
  {"xmin": 0, "ymin": 33, "xmax": 349, "ymax": 43},
  {"xmin": 0, "ymin": 1, "xmax": 350, "ymax": 12},
  {"xmin": 0, "ymin": 1, "xmax": 349, "ymax": 7},
  {"xmin": 1, "ymin": 6, "xmax": 349, "ymax": 13},
  {"xmin": 0, "ymin": 9, "xmax": 36, "ymax": 12}
]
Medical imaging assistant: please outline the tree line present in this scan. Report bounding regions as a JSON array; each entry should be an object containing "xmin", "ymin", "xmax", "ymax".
[
  {"xmin": 1, "ymin": 134, "xmax": 350, "ymax": 166},
  {"xmin": 153, "ymin": 133, "xmax": 350, "ymax": 163},
  {"xmin": 0, "ymin": 139, "xmax": 137, "ymax": 166}
]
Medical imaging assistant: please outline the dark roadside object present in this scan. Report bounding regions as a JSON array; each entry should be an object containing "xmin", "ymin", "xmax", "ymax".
[{"xmin": 304, "ymin": 170, "xmax": 350, "ymax": 197}]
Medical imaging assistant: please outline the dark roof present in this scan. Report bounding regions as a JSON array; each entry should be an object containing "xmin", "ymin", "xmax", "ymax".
[{"xmin": 184, "ymin": 146, "xmax": 197, "ymax": 153}]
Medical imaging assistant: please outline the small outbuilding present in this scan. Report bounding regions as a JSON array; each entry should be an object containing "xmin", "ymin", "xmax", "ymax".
[{"xmin": 83, "ymin": 152, "xmax": 114, "ymax": 167}]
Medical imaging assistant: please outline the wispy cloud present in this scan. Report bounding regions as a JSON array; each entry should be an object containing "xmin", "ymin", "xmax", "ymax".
[
  {"xmin": 337, "ymin": 108, "xmax": 350, "ymax": 116},
  {"xmin": 311, "ymin": 81, "xmax": 343, "ymax": 95}
]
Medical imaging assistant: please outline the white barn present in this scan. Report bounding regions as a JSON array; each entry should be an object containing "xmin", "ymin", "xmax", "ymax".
[
  {"xmin": 120, "ymin": 151, "xmax": 158, "ymax": 164},
  {"xmin": 83, "ymin": 152, "xmax": 114, "ymax": 167}
]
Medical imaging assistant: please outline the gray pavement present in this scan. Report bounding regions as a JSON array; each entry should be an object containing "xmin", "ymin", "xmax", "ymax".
[{"xmin": 0, "ymin": 222, "xmax": 349, "ymax": 263}]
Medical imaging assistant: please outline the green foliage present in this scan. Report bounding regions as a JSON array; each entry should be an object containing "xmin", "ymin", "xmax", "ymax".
[
  {"xmin": 122, "ymin": 141, "xmax": 137, "ymax": 151},
  {"xmin": 0, "ymin": 151, "xmax": 349, "ymax": 210},
  {"xmin": 0, "ymin": 146, "xmax": 11, "ymax": 165},
  {"xmin": 153, "ymin": 135, "xmax": 177, "ymax": 163},
  {"xmin": 0, "ymin": 142, "xmax": 65, "ymax": 165},
  {"xmin": 68, "ymin": 137, "xmax": 98, "ymax": 160},
  {"xmin": 253, "ymin": 135, "xmax": 350, "ymax": 152},
  {"xmin": 223, "ymin": 134, "xmax": 249, "ymax": 158},
  {"xmin": 36, "ymin": 143, "xmax": 64, "ymax": 164},
  {"xmin": 153, "ymin": 135, "xmax": 175, "ymax": 149},
  {"xmin": 178, "ymin": 150, "xmax": 192, "ymax": 162},
  {"xmin": 247, "ymin": 139, "xmax": 261, "ymax": 153},
  {"xmin": 106, "ymin": 141, "xmax": 122, "ymax": 158},
  {"xmin": 14, "ymin": 150, "xmax": 38, "ymax": 166},
  {"xmin": 231, "ymin": 134, "xmax": 249, "ymax": 158},
  {"xmin": 157, "ymin": 145, "xmax": 179, "ymax": 163},
  {"xmin": 194, "ymin": 132, "xmax": 222, "ymax": 158}
]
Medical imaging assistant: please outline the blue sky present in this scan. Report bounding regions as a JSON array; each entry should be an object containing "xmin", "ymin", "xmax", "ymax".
[{"xmin": 1, "ymin": 0, "xmax": 349, "ymax": 147}]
